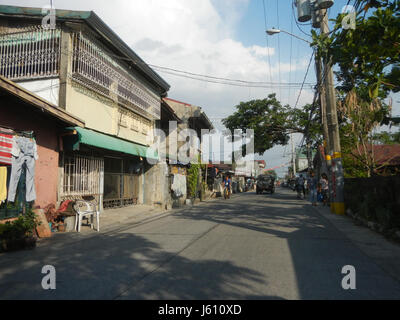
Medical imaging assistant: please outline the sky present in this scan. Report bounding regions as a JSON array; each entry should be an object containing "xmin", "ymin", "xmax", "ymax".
[{"xmin": 2, "ymin": 0, "xmax": 399, "ymax": 177}]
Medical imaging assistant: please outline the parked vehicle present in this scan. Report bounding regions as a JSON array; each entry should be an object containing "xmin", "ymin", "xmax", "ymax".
[{"xmin": 256, "ymin": 175, "xmax": 275, "ymax": 194}]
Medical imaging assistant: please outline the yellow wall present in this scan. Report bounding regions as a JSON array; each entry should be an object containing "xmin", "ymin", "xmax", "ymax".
[{"xmin": 66, "ymin": 81, "xmax": 154, "ymax": 147}]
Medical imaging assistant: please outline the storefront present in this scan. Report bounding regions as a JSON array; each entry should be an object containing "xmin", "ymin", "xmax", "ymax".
[
  {"xmin": 103, "ymin": 157, "xmax": 141, "ymax": 209},
  {"xmin": 62, "ymin": 126, "xmax": 158, "ymax": 210}
]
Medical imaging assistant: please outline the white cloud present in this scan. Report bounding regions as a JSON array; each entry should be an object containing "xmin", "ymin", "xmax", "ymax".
[
  {"xmin": 3, "ymin": 0, "xmax": 314, "ymax": 109},
  {"xmin": 3, "ymin": 0, "xmax": 316, "ymax": 170},
  {"xmin": 249, "ymin": 45, "xmax": 275, "ymax": 57}
]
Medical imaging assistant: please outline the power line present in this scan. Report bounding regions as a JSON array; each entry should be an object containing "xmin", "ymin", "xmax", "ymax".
[
  {"xmin": 153, "ymin": 68, "xmax": 314, "ymax": 89},
  {"xmin": 262, "ymin": 0, "xmax": 273, "ymax": 84},
  {"xmin": 150, "ymin": 64, "xmax": 312, "ymax": 86},
  {"xmin": 288, "ymin": 11, "xmax": 294, "ymax": 106},
  {"xmin": 276, "ymin": 0, "xmax": 282, "ymax": 101},
  {"xmin": 294, "ymin": 51, "xmax": 315, "ymax": 109}
]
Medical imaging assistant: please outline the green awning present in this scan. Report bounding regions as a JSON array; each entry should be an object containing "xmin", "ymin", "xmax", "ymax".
[{"xmin": 66, "ymin": 127, "xmax": 158, "ymax": 161}]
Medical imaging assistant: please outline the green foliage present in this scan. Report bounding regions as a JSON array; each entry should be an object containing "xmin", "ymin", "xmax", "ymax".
[
  {"xmin": 312, "ymin": 1, "xmax": 400, "ymax": 98},
  {"xmin": 187, "ymin": 163, "xmax": 200, "ymax": 199},
  {"xmin": 337, "ymin": 89, "xmax": 393, "ymax": 177},
  {"xmin": 223, "ymin": 94, "xmax": 322, "ymax": 155},
  {"xmin": 0, "ymin": 210, "xmax": 39, "ymax": 242},
  {"xmin": 373, "ymin": 130, "xmax": 400, "ymax": 144}
]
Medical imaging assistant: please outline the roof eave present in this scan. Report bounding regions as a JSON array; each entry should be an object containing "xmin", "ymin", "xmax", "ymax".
[{"xmin": 0, "ymin": 76, "xmax": 85, "ymax": 127}]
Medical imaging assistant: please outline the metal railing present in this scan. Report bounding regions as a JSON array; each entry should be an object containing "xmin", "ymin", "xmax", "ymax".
[
  {"xmin": 0, "ymin": 27, "xmax": 61, "ymax": 80},
  {"xmin": 71, "ymin": 32, "xmax": 161, "ymax": 120},
  {"xmin": 61, "ymin": 154, "xmax": 104, "ymax": 198}
]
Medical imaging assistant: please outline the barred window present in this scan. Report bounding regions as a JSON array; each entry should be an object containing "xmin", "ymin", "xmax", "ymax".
[{"xmin": 61, "ymin": 155, "xmax": 104, "ymax": 197}]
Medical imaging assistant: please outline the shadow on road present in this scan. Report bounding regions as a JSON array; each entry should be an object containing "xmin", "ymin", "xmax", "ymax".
[
  {"xmin": 172, "ymin": 188, "xmax": 400, "ymax": 299},
  {"xmin": 0, "ymin": 229, "xmax": 282, "ymax": 300}
]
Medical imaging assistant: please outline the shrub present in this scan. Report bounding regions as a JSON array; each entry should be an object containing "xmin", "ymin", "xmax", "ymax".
[{"xmin": 0, "ymin": 210, "xmax": 39, "ymax": 252}]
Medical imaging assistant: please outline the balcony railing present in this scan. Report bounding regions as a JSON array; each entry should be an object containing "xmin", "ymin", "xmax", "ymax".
[
  {"xmin": 0, "ymin": 27, "xmax": 61, "ymax": 80},
  {"xmin": 71, "ymin": 32, "xmax": 161, "ymax": 120},
  {"xmin": 0, "ymin": 26, "xmax": 161, "ymax": 120}
]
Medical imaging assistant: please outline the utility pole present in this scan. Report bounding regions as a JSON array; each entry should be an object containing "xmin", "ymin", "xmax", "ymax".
[
  {"xmin": 319, "ymin": 8, "xmax": 345, "ymax": 215},
  {"xmin": 291, "ymin": 133, "xmax": 296, "ymax": 178},
  {"xmin": 315, "ymin": 57, "xmax": 330, "ymax": 153}
]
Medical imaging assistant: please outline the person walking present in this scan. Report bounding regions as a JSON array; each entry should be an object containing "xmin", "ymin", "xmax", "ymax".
[
  {"xmin": 308, "ymin": 171, "xmax": 318, "ymax": 206},
  {"xmin": 296, "ymin": 174, "xmax": 305, "ymax": 199},
  {"xmin": 320, "ymin": 173, "xmax": 329, "ymax": 207}
]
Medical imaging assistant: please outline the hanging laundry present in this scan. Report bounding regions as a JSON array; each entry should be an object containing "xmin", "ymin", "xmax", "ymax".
[
  {"xmin": 0, "ymin": 167, "xmax": 7, "ymax": 205},
  {"xmin": 0, "ymin": 133, "xmax": 13, "ymax": 165},
  {"xmin": 8, "ymin": 136, "xmax": 39, "ymax": 203}
]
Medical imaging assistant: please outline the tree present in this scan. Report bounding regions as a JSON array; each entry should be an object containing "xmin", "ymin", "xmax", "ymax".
[
  {"xmin": 373, "ymin": 130, "xmax": 400, "ymax": 145},
  {"xmin": 312, "ymin": 0, "xmax": 400, "ymax": 99},
  {"xmin": 337, "ymin": 89, "xmax": 392, "ymax": 177},
  {"xmin": 310, "ymin": 1, "xmax": 400, "ymax": 177},
  {"xmin": 222, "ymin": 94, "xmax": 322, "ymax": 155}
]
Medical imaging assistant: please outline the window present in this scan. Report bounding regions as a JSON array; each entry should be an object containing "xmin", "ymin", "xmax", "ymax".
[
  {"xmin": 61, "ymin": 155, "xmax": 103, "ymax": 197},
  {"xmin": 119, "ymin": 114, "xmax": 128, "ymax": 128},
  {"xmin": 142, "ymin": 119, "xmax": 151, "ymax": 136},
  {"xmin": 131, "ymin": 115, "xmax": 140, "ymax": 132}
]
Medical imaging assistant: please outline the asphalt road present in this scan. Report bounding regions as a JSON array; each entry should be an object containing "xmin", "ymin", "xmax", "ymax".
[{"xmin": 1, "ymin": 188, "xmax": 400, "ymax": 300}]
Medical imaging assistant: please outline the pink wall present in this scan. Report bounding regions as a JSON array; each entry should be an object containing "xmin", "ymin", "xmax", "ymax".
[{"xmin": 1, "ymin": 102, "xmax": 61, "ymax": 209}]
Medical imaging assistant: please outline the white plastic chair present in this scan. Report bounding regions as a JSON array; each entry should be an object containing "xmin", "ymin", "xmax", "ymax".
[{"xmin": 74, "ymin": 200, "xmax": 100, "ymax": 232}]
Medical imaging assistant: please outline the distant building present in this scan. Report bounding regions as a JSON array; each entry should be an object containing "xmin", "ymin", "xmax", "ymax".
[{"xmin": 296, "ymin": 147, "xmax": 316, "ymax": 173}]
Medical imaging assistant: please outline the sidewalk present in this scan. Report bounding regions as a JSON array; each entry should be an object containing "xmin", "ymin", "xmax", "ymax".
[
  {"xmin": 311, "ymin": 202, "xmax": 400, "ymax": 284},
  {"xmin": 34, "ymin": 204, "xmax": 173, "ymax": 249},
  {"xmin": 34, "ymin": 195, "xmax": 227, "ymax": 249}
]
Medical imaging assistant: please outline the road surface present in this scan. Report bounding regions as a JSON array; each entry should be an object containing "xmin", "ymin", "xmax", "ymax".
[{"xmin": 1, "ymin": 188, "xmax": 400, "ymax": 300}]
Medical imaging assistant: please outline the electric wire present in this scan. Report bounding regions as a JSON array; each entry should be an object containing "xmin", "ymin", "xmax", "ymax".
[
  {"xmin": 294, "ymin": 51, "xmax": 315, "ymax": 109},
  {"xmin": 288, "ymin": 11, "xmax": 294, "ymax": 106},
  {"xmin": 276, "ymin": 0, "xmax": 282, "ymax": 101},
  {"xmin": 262, "ymin": 0, "xmax": 273, "ymax": 84},
  {"xmin": 150, "ymin": 64, "xmax": 313, "ymax": 86}
]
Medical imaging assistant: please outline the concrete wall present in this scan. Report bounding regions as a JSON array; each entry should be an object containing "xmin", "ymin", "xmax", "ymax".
[
  {"xmin": 143, "ymin": 162, "xmax": 171, "ymax": 209},
  {"xmin": 18, "ymin": 79, "xmax": 60, "ymax": 106},
  {"xmin": 1, "ymin": 103, "xmax": 60, "ymax": 209},
  {"xmin": 65, "ymin": 81, "xmax": 155, "ymax": 147}
]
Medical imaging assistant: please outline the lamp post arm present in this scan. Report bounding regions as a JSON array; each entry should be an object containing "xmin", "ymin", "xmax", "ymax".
[{"xmin": 279, "ymin": 29, "xmax": 312, "ymax": 45}]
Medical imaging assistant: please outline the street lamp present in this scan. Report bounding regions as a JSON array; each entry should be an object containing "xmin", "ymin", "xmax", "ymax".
[{"xmin": 266, "ymin": 28, "xmax": 312, "ymax": 45}]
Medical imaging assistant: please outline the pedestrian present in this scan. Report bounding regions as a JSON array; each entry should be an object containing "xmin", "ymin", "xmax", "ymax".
[
  {"xmin": 296, "ymin": 174, "xmax": 305, "ymax": 199},
  {"xmin": 320, "ymin": 173, "xmax": 329, "ymax": 207},
  {"xmin": 308, "ymin": 171, "xmax": 318, "ymax": 206},
  {"xmin": 317, "ymin": 182, "xmax": 323, "ymax": 203}
]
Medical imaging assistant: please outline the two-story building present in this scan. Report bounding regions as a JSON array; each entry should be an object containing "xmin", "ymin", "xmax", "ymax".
[
  {"xmin": 0, "ymin": 5, "xmax": 170, "ymax": 210},
  {"xmin": 162, "ymin": 98, "xmax": 214, "ymax": 206}
]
